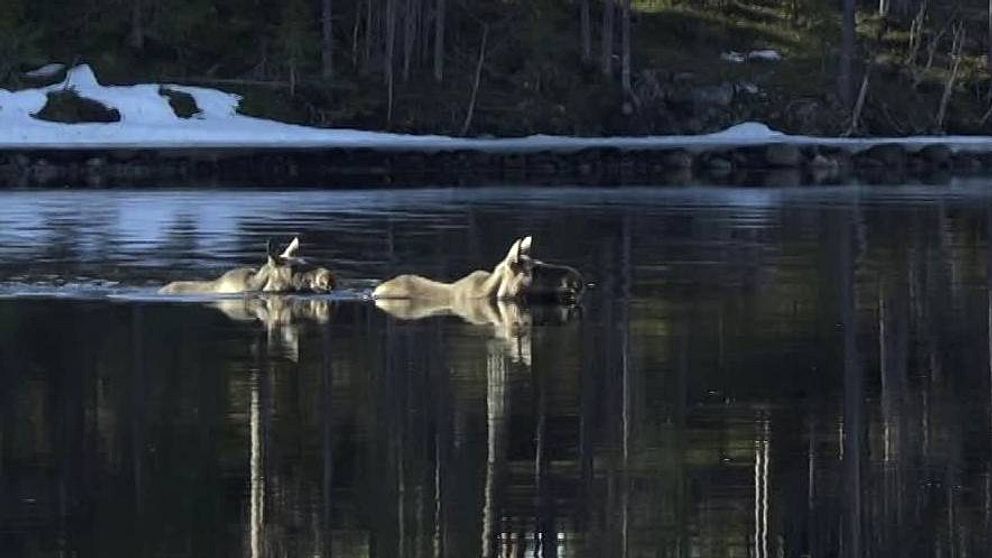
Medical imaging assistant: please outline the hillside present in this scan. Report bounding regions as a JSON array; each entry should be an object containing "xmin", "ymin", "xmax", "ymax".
[{"xmin": 2, "ymin": 0, "xmax": 992, "ymax": 137}]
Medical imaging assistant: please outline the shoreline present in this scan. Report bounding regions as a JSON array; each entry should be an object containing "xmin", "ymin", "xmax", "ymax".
[{"xmin": 0, "ymin": 139, "xmax": 988, "ymax": 187}]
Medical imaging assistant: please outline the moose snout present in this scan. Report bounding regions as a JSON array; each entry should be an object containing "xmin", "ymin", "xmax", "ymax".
[
  {"xmin": 550, "ymin": 267, "xmax": 585, "ymax": 304},
  {"xmin": 316, "ymin": 271, "xmax": 337, "ymax": 292},
  {"xmin": 561, "ymin": 274, "xmax": 583, "ymax": 295}
]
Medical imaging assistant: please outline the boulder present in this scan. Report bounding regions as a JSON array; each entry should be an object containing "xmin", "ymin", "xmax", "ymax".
[
  {"xmin": 85, "ymin": 157, "xmax": 106, "ymax": 169},
  {"xmin": 763, "ymin": 144, "xmax": 802, "ymax": 167},
  {"xmin": 733, "ymin": 144, "xmax": 801, "ymax": 168},
  {"xmin": 917, "ymin": 144, "xmax": 952, "ymax": 168},
  {"xmin": 701, "ymin": 153, "xmax": 733, "ymax": 173},
  {"xmin": 526, "ymin": 152, "xmax": 559, "ymax": 175},
  {"xmin": 855, "ymin": 144, "xmax": 905, "ymax": 169},
  {"xmin": 12, "ymin": 154, "xmax": 31, "ymax": 168},
  {"xmin": 655, "ymin": 149, "xmax": 693, "ymax": 169},
  {"xmin": 808, "ymin": 154, "xmax": 837, "ymax": 169},
  {"xmin": 952, "ymin": 153, "xmax": 982, "ymax": 172},
  {"xmin": 658, "ymin": 168, "xmax": 693, "ymax": 185},
  {"xmin": 30, "ymin": 159, "xmax": 60, "ymax": 184}
]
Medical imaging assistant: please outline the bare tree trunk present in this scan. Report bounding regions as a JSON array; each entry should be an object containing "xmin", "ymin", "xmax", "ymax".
[
  {"xmin": 129, "ymin": 0, "xmax": 144, "ymax": 49},
  {"xmin": 461, "ymin": 25, "xmax": 488, "ymax": 136},
  {"xmin": 845, "ymin": 71, "xmax": 871, "ymax": 136},
  {"xmin": 845, "ymin": 17, "xmax": 888, "ymax": 137},
  {"xmin": 906, "ymin": 0, "xmax": 927, "ymax": 66},
  {"xmin": 433, "ymin": 0, "xmax": 445, "ymax": 82},
  {"xmin": 580, "ymin": 0, "xmax": 592, "ymax": 63},
  {"xmin": 403, "ymin": 0, "xmax": 417, "ymax": 81},
  {"xmin": 602, "ymin": 0, "xmax": 615, "ymax": 77},
  {"xmin": 321, "ymin": 0, "xmax": 334, "ymax": 80},
  {"xmin": 352, "ymin": 0, "xmax": 362, "ymax": 66},
  {"xmin": 420, "ymin": 0, "xmax": 431, "ymax": 66},
  {"xmin": 912, "ymin": 22, "xmax": 947, "ymax": 88},
  {"xmin": 839, "ymin": 0, "xmax": 856, "ymax": 107},
  {"xmin": 621, "ymin": 0, "xmax": 631, "ymax": 98},
  {"xmin": 937, "ymin": 23, "xmax": 966, "ymax": 133},
  {"xmin": 878, "ymin": 0, "xmax": 888, "ymax": 17},
  {"xmin": 988, "ymin": 0, "xmax": 992, "ymax": 74},
  {"xmin": 386, "ymin": 0, "xmax": 397, "ymax": 125},
  {"xmin": 363, "ymin": 0, "xmax": 374, "ymax": 74}
]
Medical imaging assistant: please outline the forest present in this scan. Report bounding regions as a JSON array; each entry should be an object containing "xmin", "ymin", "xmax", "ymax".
[{"xmin": 3, "ymin": 0, "xmax": 992, "ymax": 137}]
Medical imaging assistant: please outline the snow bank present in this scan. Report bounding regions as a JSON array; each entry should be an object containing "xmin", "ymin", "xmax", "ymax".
[
  {"xmin": 702, "ymin": 122, "xmax": 783, "ymax": 140},
  {"xmin": 23, "ymin": 63, "xmax": 65, "ymax": 79},
  {"xmin": 2, "ymin": 64, "xmax": 992, "ymax": 153},
  {"xmin": 720, "ymin": 50, "xmax": 782, "ymax": 64},
  {"xmin": 747, "ymin": 50, "xmax": 782, "ymax": 62}
]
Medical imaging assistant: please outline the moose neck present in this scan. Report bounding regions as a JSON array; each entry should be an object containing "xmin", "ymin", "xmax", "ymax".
[
  {"xmin": 249, "ymin": 266, "xmax": 278, "ymax": 292},
  {"xmin": 481, "ymin": 262, "xmax": 508, "ymax": 299}
]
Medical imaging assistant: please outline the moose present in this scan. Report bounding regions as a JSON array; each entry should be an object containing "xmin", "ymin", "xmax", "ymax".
[
  {"xmin": 372, "ymin": 236, "xmax": 584, "ymax": 303},
  {"xmin": 158, "ymin": 237, "xmax": 336, "ymax": 295}
]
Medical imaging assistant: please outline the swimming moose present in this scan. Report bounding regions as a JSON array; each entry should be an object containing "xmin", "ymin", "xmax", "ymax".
[
  {"xmin": 372, "ymin": 236, "xmax": 584, "ymax": 304},
  {"xmin": 159, "ymin": 237, "xmax": 336, "ymax": 295}
]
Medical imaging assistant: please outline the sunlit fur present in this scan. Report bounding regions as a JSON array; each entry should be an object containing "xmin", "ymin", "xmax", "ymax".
[
  {"xmin": 372, "ymin": 236, "xmax": 584, "ymax": 303},
  {"xmin": 158, "ymin": 237, "xmax": 337, "ymax": 295}
]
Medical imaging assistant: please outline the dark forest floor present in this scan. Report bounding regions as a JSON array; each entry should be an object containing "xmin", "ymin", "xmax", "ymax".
[{"xmin": 7, "ymin": 1, "xmax": 992, "ymax": 138}]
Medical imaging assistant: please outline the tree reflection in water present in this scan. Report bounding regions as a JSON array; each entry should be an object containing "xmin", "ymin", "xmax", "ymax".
[{"xmin": 2, "ymin": 191, "xmax": 992, "ymax": 557}]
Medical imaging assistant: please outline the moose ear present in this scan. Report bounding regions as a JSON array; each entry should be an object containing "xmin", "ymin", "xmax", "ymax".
[
  {"xmin": 280, "ymin": 236, "xmax": 300, "ymax": 258},
  {"xmin": 519, "ymin": 236, "xmax": 532, "ymax": 255},
  {"xmin": 265, "ymin": 239, "xmax": 280, "ymax": 266},
  {"xmin": 505, "ymin": 238, "xmax": 523, "ymax": 265}
]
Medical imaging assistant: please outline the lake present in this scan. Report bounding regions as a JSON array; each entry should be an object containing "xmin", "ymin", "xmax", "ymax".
[{"xmin": 1, "ymin": 184, "xmax": 991, "ymax": 557}]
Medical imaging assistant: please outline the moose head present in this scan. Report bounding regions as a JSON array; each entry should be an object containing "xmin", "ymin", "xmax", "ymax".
[
  {"xmin": 493, "ymin": 236, "xmax": 585, "ymax": 303},
  {"xmin": 258, "ymin": 237, "xmax": 336, "ymax": 293}
]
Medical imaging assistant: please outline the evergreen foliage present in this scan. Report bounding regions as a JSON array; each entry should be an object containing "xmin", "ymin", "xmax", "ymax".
[{"xmin": 4, "ymin": 0, "xmax": 992, "ymax": 135}]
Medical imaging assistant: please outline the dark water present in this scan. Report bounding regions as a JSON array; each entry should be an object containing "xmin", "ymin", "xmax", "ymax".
[{"xmin": 2, "ymin": 185, "xmax": 992, "ymax": 557}]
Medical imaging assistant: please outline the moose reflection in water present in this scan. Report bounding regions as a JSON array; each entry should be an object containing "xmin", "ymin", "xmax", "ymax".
[
  {"xmin": 374, "ymin": 234, "xmax": 584, "ymax": 366},
  {"xmin": 159, "ymin": 237, "xmax": 336, "ymax": 294},
  {"xmin": 212, "ymin": 295, "xmax": 332, "ymax": 361},
  {"xmin": 376, "ymin": 296, "xmax": 578, "ymax": 365},
  {"xmin": 7, "ymin": 188, "xmax": 992, "ymax": 557}
]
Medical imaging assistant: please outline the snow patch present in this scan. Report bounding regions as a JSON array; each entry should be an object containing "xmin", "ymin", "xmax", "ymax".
[
  {"xmin": 0, "ymin": 88, "xmax": 48, "ymax": 119},
  {"xmin": 59, "ymin": 65, "xmax": 176, "ymax": 123},
  {"xmin": 721, "ymin": 50, "xmax": 783, "ymax": 63},
  {"xmin": 2, "ymin": 64, "xmax": 992, "ymax": 153},
  {"xmin": 748, "ymin": 50, "xmax": 782, "ymax": 62},
  {"xmin": 706, "ymin": 122, "xmax": 784, "ymax": 140},
  {"xmin": 721, "ymin": 52, "xmax": 746, "ymax": 64},
  {"xmin": 165, "ymin": 85, "xmax": 239, "ymax": 118},
  {"xmin": 23, "ymin": 63, "xmax": 65, "ymax": 79},
  {"xmin": 736, "ymin": 82, "xmax": 761, "ymax": 95}
]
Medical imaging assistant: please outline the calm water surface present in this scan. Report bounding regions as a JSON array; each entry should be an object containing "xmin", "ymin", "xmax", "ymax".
[{"xmin": 2, "ymin": 185, "xmax": 992, "ymax": 557}]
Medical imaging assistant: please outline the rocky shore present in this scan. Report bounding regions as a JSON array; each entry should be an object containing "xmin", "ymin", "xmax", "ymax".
[{"xmin": 0, "ymin": 141, "xmax": 989, "ymax": 188}]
